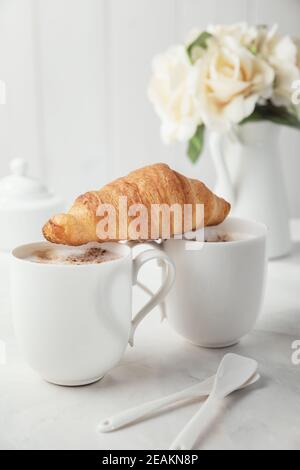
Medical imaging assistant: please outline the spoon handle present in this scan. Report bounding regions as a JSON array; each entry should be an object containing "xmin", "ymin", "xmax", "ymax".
[
  {"xmin": 169, "ymin": 372, "xmax": 260, "ymax": 450},
  {"xmin": 98, "ymin": 373, "xmax": 260, "ymax": 434},
  {"xmin": 169, "ymin": 394, "xmax": 219, "ymax": 450},
  {"xmin": 98, "ymin": 377, "xmax": 215, "ymax": 433}
]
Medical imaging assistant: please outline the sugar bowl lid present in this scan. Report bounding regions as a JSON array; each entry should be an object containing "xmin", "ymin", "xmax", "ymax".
[{"xmin": 0, "ymin": 158, "xmax": 55, "ymax": 208}]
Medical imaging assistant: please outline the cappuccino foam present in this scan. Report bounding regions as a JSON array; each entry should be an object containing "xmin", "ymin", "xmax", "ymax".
[
  {"xmin": 27, "ymin": 244, "xmax": 121, "ymax": 265},
  {"xmin": 204, "ymin": 231, "xmax": 252, "ymax": 243},
  {"xmin": 183, "ymin": 230, "xmax": 253, "ymax": 243}
]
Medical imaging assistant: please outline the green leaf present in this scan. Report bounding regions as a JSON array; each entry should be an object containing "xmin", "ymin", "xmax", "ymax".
[
  {"xmin": 241, "ymin": 102, "xmax": 300, "ymax": 130},
  {"xmin": 248, "ymin": 45, "xmax": 258, "ymax": 55},
  {"xmin": 187, "ymin": 32, "xmax": 212, "ymax": 64},
  {"xmin": 187, "ymin": 125, "xmax": 205, "ymax": 163}
]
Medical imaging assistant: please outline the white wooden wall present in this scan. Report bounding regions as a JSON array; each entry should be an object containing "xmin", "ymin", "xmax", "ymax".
[{"xmin": 0, "ymin": 0, "xmax": 299, "ymax": 215}]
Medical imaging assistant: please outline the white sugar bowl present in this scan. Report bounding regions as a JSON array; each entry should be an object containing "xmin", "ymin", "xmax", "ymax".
[{"xmin": 0, "ymin": 159, "xmax": 64, "ymax": 252}]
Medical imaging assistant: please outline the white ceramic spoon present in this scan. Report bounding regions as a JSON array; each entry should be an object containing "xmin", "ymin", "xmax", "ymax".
[
  {"xmin": 169, "ymin": 353, "xmax": 258, "ymax": 450},
  {"xmin": 98, "ymin": 366, "xmax": 259, "ymax": 433}
]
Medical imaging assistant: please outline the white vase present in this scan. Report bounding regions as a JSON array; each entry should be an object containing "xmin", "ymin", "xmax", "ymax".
[{"xmin": 209, "ymin": 121, "xmax": 291, "ymax": 259}]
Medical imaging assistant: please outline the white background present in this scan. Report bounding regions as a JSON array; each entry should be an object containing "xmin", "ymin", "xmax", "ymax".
[{"xmin": 0, "ymin": 0, "xmax": 299, "ymax": 214}]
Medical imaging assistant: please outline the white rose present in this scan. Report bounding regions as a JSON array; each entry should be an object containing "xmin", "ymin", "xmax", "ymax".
[
  {"xmin": 148, "ymin": 46, "xmax": 202, "ymax": 143},
  {"xmin": 191, "ymin": 38, "xmax": 275, "ymax": 132},
  {"xmin": 259, "ymin": 26, "xmax": 300, "ymax": 107},
  {"xmin": 207, "ymin": 22, "xmax": 258, "ymax": 49}
]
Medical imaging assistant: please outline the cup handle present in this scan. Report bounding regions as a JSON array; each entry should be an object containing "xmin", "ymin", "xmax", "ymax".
[
  {"xmin": 127, "ymin": 241, "xmax": 167, "ymax": 322},
  {"xmin": 129, "ymin": 248, "xmax": 176, "ymax": 347}
]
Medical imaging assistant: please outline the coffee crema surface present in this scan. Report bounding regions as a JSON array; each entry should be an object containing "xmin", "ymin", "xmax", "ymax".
[
  {"xmin": 182, "ymin": 230, "xmax": 254, "ymax": 243},
  {"xmin": 204, "ymin": 232, "xmax": 252, "ymax": 243},
  {"xmin": 27, "ymin": 245, "xmax": 121, "ymax": 265}
]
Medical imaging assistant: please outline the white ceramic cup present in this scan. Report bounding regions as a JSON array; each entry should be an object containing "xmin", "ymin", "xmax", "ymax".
[
  {"xmin": 162, "ymin": 217, "xmax": 267, "ymax": 348},
  {"xmin": 10, "ymin": 242, "xmax": 175, "ymax": 386}
]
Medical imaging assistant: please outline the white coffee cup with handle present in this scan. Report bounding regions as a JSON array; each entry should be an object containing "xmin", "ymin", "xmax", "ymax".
[
  {"xmin": 10, "ymin": 242, "xmax": 175, "ymax": 386},
  {"xmin": 162, "ymin": 217, "xmax": 267, "ymax": 348}
]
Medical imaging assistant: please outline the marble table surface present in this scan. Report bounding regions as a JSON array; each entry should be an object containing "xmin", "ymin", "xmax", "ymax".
[{"xmin": 1, "ymin": 222, "xmax": 300, "ymax": 450}]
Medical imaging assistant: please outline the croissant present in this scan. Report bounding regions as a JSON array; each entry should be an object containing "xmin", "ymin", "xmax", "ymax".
[{"xmin": 43, "ymin": 163, "xmax": 230, "ymax": 245}]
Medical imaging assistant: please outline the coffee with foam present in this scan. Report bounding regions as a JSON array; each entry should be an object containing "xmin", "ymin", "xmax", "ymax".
[
  {"xmin": 183, "ymin": 228, "xmax": 254, "ymax": 243},
  {"xmin": 204, "ymin": 231, "xmax": 253, "ymax": 243},
  {"xmin": 26, "ymin": 244, "xmax": 121, "ymax": 265}
]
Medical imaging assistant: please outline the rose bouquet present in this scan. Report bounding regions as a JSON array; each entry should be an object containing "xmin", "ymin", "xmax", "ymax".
[{"xmin": 148, "ymin": 23, "xmax": 300, "ymax": 162}]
